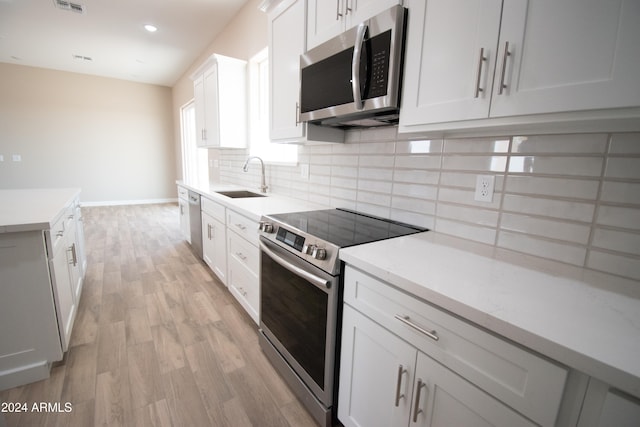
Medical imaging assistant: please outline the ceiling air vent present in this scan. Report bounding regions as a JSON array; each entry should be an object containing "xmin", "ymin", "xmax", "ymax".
[{"xmin": 53, "ymin": 0, "xmax": 86, "ymax": 14}]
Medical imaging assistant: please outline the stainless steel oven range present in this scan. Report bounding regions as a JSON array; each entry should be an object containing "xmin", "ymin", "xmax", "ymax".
[{"xmin": 257, "ymin": 208, "xmax": 427, "ymax": 427}]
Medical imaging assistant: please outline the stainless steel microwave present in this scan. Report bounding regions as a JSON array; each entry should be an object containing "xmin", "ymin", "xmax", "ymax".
[{"xmin": 299, "ymin": 5, "xmax": 407, "ymax": 128}]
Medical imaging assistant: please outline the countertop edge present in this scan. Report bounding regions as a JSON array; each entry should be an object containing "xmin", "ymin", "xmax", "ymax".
[{"xmin": 0, "ymin": 188, "xmax": 81, "ymax": 233}]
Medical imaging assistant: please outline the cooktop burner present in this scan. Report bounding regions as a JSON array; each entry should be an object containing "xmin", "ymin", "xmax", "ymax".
[{"xmin": 267, "ymin": 208, "xmax": 427, "ymax": 248}]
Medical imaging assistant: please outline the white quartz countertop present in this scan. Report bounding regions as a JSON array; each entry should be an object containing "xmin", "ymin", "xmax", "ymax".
[
  {"xmin": 177, "ymin": 181, "xmax": 327, "ymax": 221},
  {"xmin": 339, "ymin": 232, "xmax": 640, "ymax": 398},
  {"xmin": 0, "ymin": 188, "xmax": 81, "ymax": 233}
]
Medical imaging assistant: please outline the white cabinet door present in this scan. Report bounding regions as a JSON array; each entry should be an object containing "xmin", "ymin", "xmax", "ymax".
[
  {"xmin": 306, "ymin": 0, "xmax": 346, "ymax": 50},
  {"xmin": 400, "ymin": 0, "xmax": 502, "ymax": 126},
  {"xmin": 413, "ymin": 352, "xmax": 536, "ymax": 427},
  {"xmin": 268, "ymin": 0, "xmax": 345, "ymax": 144},
  {"xmin": 490, "ymin": 0, "xmax": 640, "ymax": 117},
  {"xmin": 178, "ymin": 198, "xmax": 190, "ymax": 242},
  {"xmin": 49, "ymin": 237, "xmax": 76, "ymax": 351},
  {"xmin": 307, "ymin": 0, "xmax": 402, "ymax": 50},
  {"xmin": 192, "ymin": 55, "xmax": 247, "ymax": 148},
  {"xmin": 578, "ymin": 378, "xmax": 640, "ymax": 427},
  {"xmin": 202, "ymin": 212, "xmax": 226, "ymax": 285},
  {"xmin": 339, "ymin": 305, "xmax": 416, "ymax": 427},
  {"xmin": 269, "ymin": 0, "xmax": 305, "ymax": 140},
  {"xmin": 193, "ymin": 75, "xmax": 207, "ymax": 148},
  {"xmin": 202, "ymin": 65, "xmax": 221, "ymax": 147}
]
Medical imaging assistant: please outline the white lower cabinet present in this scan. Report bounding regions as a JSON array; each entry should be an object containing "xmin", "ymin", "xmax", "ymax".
[
  {"xmin": 339, "ymin": 266, "xmax": 568, "ymax": 427},
  {"xmin": 226, "ymin": 210, "xmax": 260, "ymax": 325},
  {"xmin": 178, "ymin": 185, "xmax": 190, "ymax": 243},
  {"xmin": 577, "ymin": 378, "xmax": 640, "ymax": 427},
  {"xmin": 201, "ymin": 210, "xmax": 227, "ymax": 285}
]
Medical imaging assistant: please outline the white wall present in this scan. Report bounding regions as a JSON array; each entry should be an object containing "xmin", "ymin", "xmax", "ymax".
[{"xmin": 0, "ymin": 63, "xmax": 176, "ymax": 204}]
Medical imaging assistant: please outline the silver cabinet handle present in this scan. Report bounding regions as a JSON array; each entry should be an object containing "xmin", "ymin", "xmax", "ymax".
[
  {"xmin": 71, "ymin": 243, "xmax": 77, "ymax": 266},
  {"xmin": 412, "ymin": 379, "xmax": 426, "ymax": 423},
  {"xmin": 295, "ymin": 102, "xmax": 300, "ymax": 126},
  {"xmin": 236, "ymin": 251, "xmax": 247, "ymax": 261},
  {"xmin": 474, "ymin": 47, "xmax": 487, "ymax": 98},
  {"xmin": 498, "ymin": 41, "xmax": 511, "ymax": 95},
  {"xmin": 394, "ymin": 315, "xmax": 439, "ymax": 341},
  {"xmin": 234, "ymin": 223, "xmax": 246, "ymax": 231},
  {"xmin": 352, "ymin": 22, "xmax": 368, "ymax": 111},
  {"xmin": 394, "ymin": 365, "xmax": 406, "ymax": 407},
  {"xmin": 336, "ymin": 0, "xmax": 342, "ymax": 19},
  {"xmin": 345, "ymin": 0, "xmax": 352, "ymax": 14},
  {"xmin": 207, "ymin": 223, "xmax": 213, "ymax": 240}
]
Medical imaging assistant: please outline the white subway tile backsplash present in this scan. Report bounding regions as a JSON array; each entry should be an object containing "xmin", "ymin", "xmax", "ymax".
[
  {"xmin": 587, "ymin": 250, "xmax": 640, "ymax": 281},
  {"xmin": 217, "ymin": 132, "xmax": 640, "ymax": 283},
  {"xmin": 498, "ymin": 231, "xmax": 587, "ymax": 266},
  {"xmin": 604, "ymin": 157, "xmax": 640, "ymax": 180},
  {"xmin": 592, "ymin": 228, "xmax": 640, "ymax": 256},
  {"xmin": 608, "ymin": 133, "xmax": 640, "ymax": 154},
  {"xmin": 508, "ymin": 156, "xmax": 603, "ymax": 177},
  {"xmin": 512, "ymin": 134, "xmax": 608, "ymax": 154},
  {"xmin": 500, "ymin": 213, "xmax": 591, "ymax": 245},
  {"xmin": 600, "ymin": 181, "xmax": 640, "ymax": 205},
  {"xmin": 396, "ymin": 139, "xmax": 443, "ymax": 154},
  {"xmin": 596, "ymin": 205, "xmax": 640, "ymax": 230},
  {"xmin": 502, "ymin": 194, "xmax": 595, "ymax": 223},
  {"xmin": 436, "ymin": 218, "xmax": 497, "ymax": 245},
  {"xmin": 442, "ymin": 155, "xmax": 508, "ymax": 172},
  {"xmin": 504, "ymin": 175, "xmax": 599, "ymax": 200}
]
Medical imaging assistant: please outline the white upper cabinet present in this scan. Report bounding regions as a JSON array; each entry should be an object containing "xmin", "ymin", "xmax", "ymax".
[
  {"xmin": 399, "ymin": 0, "xmax": 502, "ymax": 125},
  {"xmin": 492, "ymin": 0, "xmax": 640, "ymax": 117},
  {"xmin": 400, "ymin": 0, "xmax": 640, "ymax": 132},
  {"xmin": 267, "ymin": 0, "xmax": 344, "ymax": 143},
  {"xmin": 191, "ymin": 54, "xmax": 247, "ymax": 148},
  {"xmin": 307, "ymin": 0, "xmax": 403, "ymax": 50}
]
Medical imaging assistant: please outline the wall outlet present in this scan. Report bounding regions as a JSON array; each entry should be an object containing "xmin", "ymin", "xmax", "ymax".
[
  {"xmin": 300, "ymin": 163, "xmax": 310, "ymax": 180},
  {"xmin": 0, "ymin": 154, "xmax": 4, "ymax": 162},
  {"xmin": 474, "ymin": 175, "xmax": 495, "ymax": 202}
]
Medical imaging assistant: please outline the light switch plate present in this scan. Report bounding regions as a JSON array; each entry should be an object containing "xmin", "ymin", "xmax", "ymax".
[
  {"xmin": 300, "ymin": 163, "xmax": 310, "ymax": 180},
  {"xmin": 12, "ymin": 154, "xmax": 21, "ymax": 162}
]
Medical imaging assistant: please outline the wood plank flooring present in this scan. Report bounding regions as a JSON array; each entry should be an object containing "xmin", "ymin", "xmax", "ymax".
[{"xmin": 0, "ymin": 203, "xmax": 318, "ymax": 427}]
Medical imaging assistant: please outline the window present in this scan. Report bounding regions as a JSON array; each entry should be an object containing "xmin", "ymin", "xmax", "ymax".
[
  {"xmin": 248, "ymin": 47, "xmax": 297, "ymax": 164},
  {"xmin": 180, "ymin": 100, "xmax": 208, "ymax": 185}
]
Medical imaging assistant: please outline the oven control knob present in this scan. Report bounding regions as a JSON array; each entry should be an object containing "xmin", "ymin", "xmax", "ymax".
[
  {"xmin": 259, "ymin": 222, "xmax": 274, "ymax": 233},
  {"xmin": 312, "ymin": 247, "xmax": 327, "ymax": 260},
  {"xmin": 302, "ymin": 244, "xmax": 316, "ymax": 255}
]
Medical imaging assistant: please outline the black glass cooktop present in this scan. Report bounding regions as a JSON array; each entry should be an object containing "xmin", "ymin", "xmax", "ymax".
[{"xmin": 269, "ymin": 208, "xmax": 427, "ymax": 248}]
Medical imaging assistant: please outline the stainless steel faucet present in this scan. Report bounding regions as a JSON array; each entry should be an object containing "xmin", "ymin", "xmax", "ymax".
[{"xmin": 242, "ymin": 156, "xmax": 268, "ymax": 193}]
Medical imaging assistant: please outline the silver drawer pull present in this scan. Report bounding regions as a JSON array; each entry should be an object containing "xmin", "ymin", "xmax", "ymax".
[
  {"xmin": 394, "ymin": 365, "xmax": 406, "ymax": 407},
  {"xmin": 394, "ymin": 315, "xmax": 439, "ymax": 341},
  {"xmin": 236, "ymin": 251, "xmax": 247, "ymax": 261},
  {"xmin": 235, "ymin": 223, "xmax": 246, "ymax": 230},
  {"xmin": 412, "ymin": 379, "xmax": 427, "ymax": 423}
]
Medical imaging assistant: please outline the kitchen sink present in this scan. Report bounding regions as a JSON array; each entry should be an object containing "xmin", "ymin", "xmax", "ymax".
[{"xmin": 216, "ymin": 190, "xmax": 266, "ymax": 198}]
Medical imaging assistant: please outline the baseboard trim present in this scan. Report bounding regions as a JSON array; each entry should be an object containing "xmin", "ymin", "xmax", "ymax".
[{"xmin": 80, "ymin": 198, "xmax": 178, "ymax": 207}]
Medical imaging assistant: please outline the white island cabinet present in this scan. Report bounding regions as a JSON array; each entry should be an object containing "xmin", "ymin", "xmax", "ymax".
[{"xmin": 0, "ymin": 189, "xmax": 86, "ymax": 391}]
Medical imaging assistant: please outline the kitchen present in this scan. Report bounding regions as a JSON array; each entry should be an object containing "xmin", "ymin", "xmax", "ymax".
[{"xmin": 1, "ymin": 0, "xmax": 640, "ymax": 426}]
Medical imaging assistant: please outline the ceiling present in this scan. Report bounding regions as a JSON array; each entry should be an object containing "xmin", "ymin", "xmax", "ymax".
[{"xmin": 0, "ymin": 0, "xmax": 250, "ymax": 87}]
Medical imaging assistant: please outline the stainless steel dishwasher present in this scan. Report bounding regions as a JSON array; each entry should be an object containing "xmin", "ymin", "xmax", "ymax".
[{"xmin": 187, "ymin": 191, "xmax": 203, "ymax": 259}]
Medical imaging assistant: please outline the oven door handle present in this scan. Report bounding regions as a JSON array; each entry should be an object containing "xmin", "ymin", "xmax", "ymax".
[{"xmin": 259, "ymin": 240, "xmax": 331, "ymax": 290}]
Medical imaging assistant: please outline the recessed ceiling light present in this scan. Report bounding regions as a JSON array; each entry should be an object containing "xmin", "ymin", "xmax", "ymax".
[{"xmin": 144, "ymin": 24, "xmax": 157, "ymax": 33}]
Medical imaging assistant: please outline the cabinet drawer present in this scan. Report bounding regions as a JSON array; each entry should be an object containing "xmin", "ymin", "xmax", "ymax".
[
  {"xmin": 227, "ymin": 229, "xmax": 259, "ymax": 275},
  {"xmin": 228, "ymin": 256, "xmax": 259, "ymax": 324},
  {"xmin": 227, "ymin": 210, "xmax": 258, "ymax": 244},
  {"xmin": 45, "ymin": 206, "xmax": 73, "ymax": 258},
  {"xmin": 344, "ymin": 266, "xmax": 568, "ymax": 427},
  {"xmin": 177, "ymin": 186, "xmax": 189, "ymax": 200},
  {"xmin": 201, "ymin": 197, "xmax": 225, "ymax": 223}
]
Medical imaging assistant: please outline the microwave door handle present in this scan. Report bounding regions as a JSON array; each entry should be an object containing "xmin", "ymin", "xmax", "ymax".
[{"xmin": 352, "ymin": 22, "xmax": 368, "ymax": 110}]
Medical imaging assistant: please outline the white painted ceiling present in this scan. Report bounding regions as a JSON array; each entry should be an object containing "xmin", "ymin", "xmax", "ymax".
[{"xmin": 0, "ymin": 0, "xmax": 250, "ymax": 87}]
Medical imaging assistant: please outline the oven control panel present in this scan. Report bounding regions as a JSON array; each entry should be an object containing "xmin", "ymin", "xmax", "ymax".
[{"xmin": 275, "ymin": 226, "xmax": 305, "ymax": 252}]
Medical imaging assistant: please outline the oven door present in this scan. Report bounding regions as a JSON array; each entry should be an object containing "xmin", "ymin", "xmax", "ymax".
[{"xmin": 259, "ymin": 236, "xmax": 339, "ymax": 407}]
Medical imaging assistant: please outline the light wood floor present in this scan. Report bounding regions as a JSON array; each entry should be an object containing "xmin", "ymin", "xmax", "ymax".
[{"xmin": 0, "ymin": 203, "xmax": 318, "ymax": 427}]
